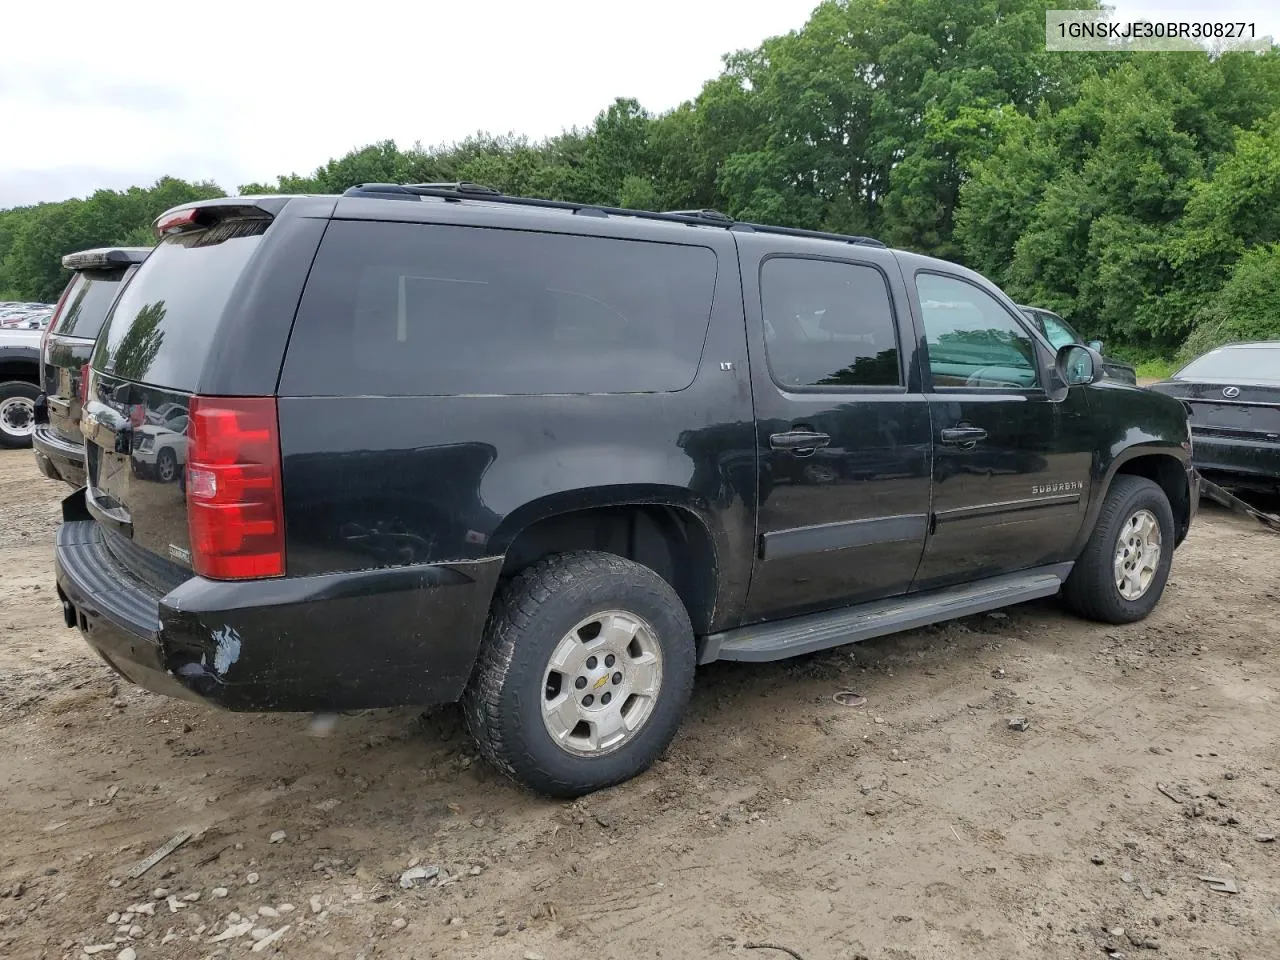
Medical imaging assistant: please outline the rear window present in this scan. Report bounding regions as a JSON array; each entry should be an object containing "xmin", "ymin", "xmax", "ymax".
[
  {"xmin": 1177, "ymin": 346, "xmax": 1280, "ymax": 383},
  {"xmin": 94, "ymin": 221, "xmax": 267, "ymax": 390},
  {"xmin": 280, "ymin": 221, "xmax": 718, "ymax": 396},
  {"xmin": 53, "ymin": 269, "xmax": 131, "ymax": 338}
]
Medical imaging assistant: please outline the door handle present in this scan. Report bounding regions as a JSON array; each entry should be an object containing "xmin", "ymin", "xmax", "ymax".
[
  {"xmin": 770, "ymin": 430, "xmax": 831, "ymax": 454},
  {"xmin": 940, "ymin": 426, "xmax": 988, "ymax": 445}
]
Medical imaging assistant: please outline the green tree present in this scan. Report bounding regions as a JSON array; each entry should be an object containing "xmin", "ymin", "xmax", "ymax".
[
  {"xmin": 697, "ymin": 0, "xmax": 1109, "ymax": 246},
  {"xmin": 1177, "ymin": 243, "xmax": 1280, "ymax": 361},
  {"xmin": 957, "ymin": 51, "xmax": 1280, "ymax": 351},
  {"xmin": 1, "ymin": 178, "xmax": 219, "ymax": 301}
]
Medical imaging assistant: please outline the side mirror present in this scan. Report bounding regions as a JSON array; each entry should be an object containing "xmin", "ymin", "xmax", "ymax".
[
  {"xmin": 1087, "ymin": 339, "xmax": 1104, "ymax": 352},
  {"xmin": 1056, "ymin": 343, "xmax": 1101, "ymax": 387}
]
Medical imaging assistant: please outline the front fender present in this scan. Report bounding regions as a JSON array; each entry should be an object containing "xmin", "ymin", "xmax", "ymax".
[
  {"xmin": 0, "ymin": 343, "xmax": 41, "ymax": 368},
  {"xmin": 1071, "ymin": 381, "xmax": 1194, "ymax": 555}
]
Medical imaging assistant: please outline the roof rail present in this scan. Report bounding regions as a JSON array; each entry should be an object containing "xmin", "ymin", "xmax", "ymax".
[
  {"xmin": 730, "ymin": 221, "xmax": 886, "ymax": 248},
  {"xmin": 404, "ymin": 181, "xmax": 503, "ymax": 196},
  {"xmin": 665, "ymin": 208, "xmax": 734, "ymax": 225},
  {"xmin": 340, "ymin": 182, "xmax": 887, "ymax": 247},
  {"xmin": 342, "ymin": 182, "xmax": 732, "ymax": 226}
]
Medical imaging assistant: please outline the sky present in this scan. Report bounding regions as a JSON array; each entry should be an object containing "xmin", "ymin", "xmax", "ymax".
[{"xmin": 1, "ymin": 0, "xmax": 1277, "ymax": 209}]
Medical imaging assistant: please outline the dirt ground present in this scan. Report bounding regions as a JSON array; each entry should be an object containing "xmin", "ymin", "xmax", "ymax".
[{"xmin": 1, "ymin": 448, "xmax": 1278, "ymax": 960}]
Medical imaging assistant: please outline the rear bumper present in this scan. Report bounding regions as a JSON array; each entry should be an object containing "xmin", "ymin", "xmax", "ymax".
[
  {"xmin": 32, "ymin": 424, "xmax": 85, "ymax": 486},
  {"xmin": 1192, "ymin": 432, "xmax": 1280, "ymax": 491},
  {"xmin": 55, "ymin": 509, "xmax": 502, "ymax": 712}
]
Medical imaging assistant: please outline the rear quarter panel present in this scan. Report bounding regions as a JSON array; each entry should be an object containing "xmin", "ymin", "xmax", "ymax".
[{"xmin": 276, "ymin": 236, "xmax": 757, "ymax": 631}]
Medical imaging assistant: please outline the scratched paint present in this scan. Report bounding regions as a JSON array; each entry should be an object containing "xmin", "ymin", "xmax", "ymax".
[{"xmin": 211, "ymin": 625, "xmax": 242, "ymax": 675}]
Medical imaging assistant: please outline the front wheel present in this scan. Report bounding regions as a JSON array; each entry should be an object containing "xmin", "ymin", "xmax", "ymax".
[
  {"xmin": 1062, "ymin": 475, "xmax": 1175, "ymax": 624},
  {"xmin": 463, "ymin": 551, "xmax": 695, "ymax": 797},
  {"xmin": 0, "ymin": 381, "xmax": 40, "ymax": 449},
  {"xmin": 156, "ymin": 447, "xmax": 179, "ymax": 483}
]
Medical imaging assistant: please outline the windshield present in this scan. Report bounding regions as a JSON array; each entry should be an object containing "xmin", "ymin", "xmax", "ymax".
[
  {"xmin": 1177, "ymin": 345, "xmax": 1280, "ymax": 383},
  {"xmin": 94, "ymin": 220, "xmax": 267, "ymax": 390}
]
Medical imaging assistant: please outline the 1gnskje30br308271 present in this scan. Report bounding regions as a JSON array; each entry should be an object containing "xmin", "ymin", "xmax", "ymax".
[{"xmin": 53, "ymin": 184, "xmax": 1197, "ymax": 797}]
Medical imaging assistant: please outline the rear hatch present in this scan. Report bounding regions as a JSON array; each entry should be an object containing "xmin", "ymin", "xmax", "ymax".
[
  {"xmin": 82, "ymin": 208, "xmax": 280, "ymax": 588},
  {"xmin": 41, "ymin": 249, "xmax": 151, "ymax": 445}
]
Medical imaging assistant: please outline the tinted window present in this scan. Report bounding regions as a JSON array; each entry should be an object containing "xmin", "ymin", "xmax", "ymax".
[
  {"xmin": 94, "ymin": 221, "xmax": 268, "ymax": 390},
  {"xmin": 760, "ymin": 257, "xmax": 901, "ymax": 388},
  {"xmin": 1177, "ymin": 345, "xmax": 1280, "ymax": 383},
  {"xmin": 281, "ymin": 221, "xmax": 717, "ymax": 397},
  {"xmin": 54, "ymin": 269, "xmax": 132, "ymax": 338},
  {"xmin": 916, "ymin": 273, "xmax": 1040, "ymax": 390}
]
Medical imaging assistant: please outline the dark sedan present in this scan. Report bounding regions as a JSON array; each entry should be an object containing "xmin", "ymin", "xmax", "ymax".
[{"xmin": 1148, "ymin": 342, "xmax": 1280, "ymax": 493}]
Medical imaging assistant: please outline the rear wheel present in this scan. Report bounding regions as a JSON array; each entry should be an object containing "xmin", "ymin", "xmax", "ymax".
[
  {"xmin": 1062, "ymin": 475, "xmax": 1175, "ymax": 624},
  {"xmin": 463, "ymin": 551, "xmax": 695, "ymax": 797},
  {"xmin": 0, "ymin": 381, "xmax": 39, "ymax": 449}
]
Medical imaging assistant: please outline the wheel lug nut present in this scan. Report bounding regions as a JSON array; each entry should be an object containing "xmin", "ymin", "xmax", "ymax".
[
  {"xmin": 612, "ymin": 671, "xmax": 622, "ymax": 684},
  {"xmin": 586, "ymin": 656, "xmax": 598, "ymax": 669},
  {"xmin": 604, "ymin": 654, "xmax": 615, "ymax": 667},
  {"xmin": 575, "ymin": 676, "xmax": 587, "ymax": 689},
  {"xmin": 583, "ymin": 694, "xmax": 594, "ymax": 707},
  {"xmin": 601, "ymin": 692, "xmax": 612, "ymax": 705}
]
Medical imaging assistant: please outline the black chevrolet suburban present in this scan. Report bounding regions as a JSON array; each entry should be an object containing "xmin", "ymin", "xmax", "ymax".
[
  {"xmin": 33, "ymin": 246, "xmax": 151, "ymax": 484},
  {"xmin": 54, "ymin": 186, "xmax": 1197, "ymax": 797}
]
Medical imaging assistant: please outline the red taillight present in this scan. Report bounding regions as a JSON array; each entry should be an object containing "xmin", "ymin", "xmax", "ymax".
[
  {"xmin": 78, "ymin": 363, "xmax": 91, "ymax": 406},
  {"xmin": 186, "ymin": 396, "xmax": 285, "ymax": 580}
]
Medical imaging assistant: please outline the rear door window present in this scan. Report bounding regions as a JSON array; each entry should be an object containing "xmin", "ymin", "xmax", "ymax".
[
  {"xmin": 760, "ymin": 257, "xmax": 901, "ymax": 389},
  {"xmin": 54, "ymin": 269, "xmax": 133, "ymax": 338},
  {"xmin": 94, "ymin": 221, "xmax": 268, "ymax": 390},
  {"xmin": 280, "ymin": 221, "xmax": 718, "ymax": 396}
]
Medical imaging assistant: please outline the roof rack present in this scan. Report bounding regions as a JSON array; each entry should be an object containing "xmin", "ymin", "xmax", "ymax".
[
  {"xmin": 665, "ymin": 208, "xmax": 734, "ymax": 225},
  {"xmin": 340, "ymin": 182, "xmax": 886, "ymax": 246}
]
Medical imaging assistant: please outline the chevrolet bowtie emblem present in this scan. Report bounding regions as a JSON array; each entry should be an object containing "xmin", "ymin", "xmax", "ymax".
[{"xmin": 593, "ymin": 675, "xmax": 610, "ymax": 690}]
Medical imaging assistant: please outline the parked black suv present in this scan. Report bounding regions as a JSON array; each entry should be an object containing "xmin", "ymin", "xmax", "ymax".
[
  {"xmin": 53, "ymin": 187, "xmax": 1197, "ymax": 797},
  {"xmin": 32, "ymin": 247, "xmax": 151, "ymax": 484}
]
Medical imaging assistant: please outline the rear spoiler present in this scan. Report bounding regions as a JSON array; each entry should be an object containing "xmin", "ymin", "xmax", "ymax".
[
  {"xmin": 61, "ymin": 247, "xmax": 152, "ymax": 271},
  {"xmin": 153, "ymin": 196, "xmax": 296, "ymax": 238}
]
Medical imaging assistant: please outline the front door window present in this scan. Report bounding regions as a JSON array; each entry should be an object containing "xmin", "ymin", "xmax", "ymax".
[{"xmin": 916, "ymin": 274, "xmax": 1040, "ymax": 390}]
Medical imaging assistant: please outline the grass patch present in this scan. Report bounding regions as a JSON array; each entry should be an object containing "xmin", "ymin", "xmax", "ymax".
[{"xmin": 1134, "ymin": 358, "xmax": 1175, "ymax": 382}]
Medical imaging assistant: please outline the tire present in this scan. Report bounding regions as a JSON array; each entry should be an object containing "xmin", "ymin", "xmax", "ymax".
[
  {"xmin": 156, "ymin": 447, "xmax": 178, "ymax": 483},
  {"xmin": 0, "ymin": 381, "xmax": 40, "ymax": 449},
  {"xmin": 463, "ymin": 551, "xmax": 696, "ymax": 798},
  {"xmin": 1062, "ymin": 475, "xmax": 1175, "ymax": 624}
]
